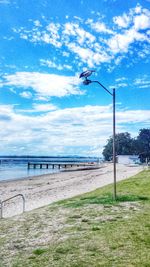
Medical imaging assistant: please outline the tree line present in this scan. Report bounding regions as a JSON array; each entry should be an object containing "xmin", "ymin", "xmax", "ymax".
[{"xmin": 102, "ymin": 128, "xmax": 150, "ymax": 162}]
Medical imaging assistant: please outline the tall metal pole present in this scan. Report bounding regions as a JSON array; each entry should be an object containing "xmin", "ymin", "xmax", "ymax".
[
  {"xmin": 113, "ymin": 88, "xmax": 117, "ymax": 200},
  {"xmin": 79, "ymin": 71, "xmax": 117, "ymax": 200},
  {"xmin": 94, "ymin": 82, "xmax": 117, "ymax": 199}
]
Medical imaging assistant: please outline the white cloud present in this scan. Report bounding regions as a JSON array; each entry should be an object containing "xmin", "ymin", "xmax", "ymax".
[
  {"xmin": 63, "ymin": 22, "xmax": 77, "ymax": 36},
  {"xmin": 63, "ymin": 22, "xmax": 96, "ymax": 45},
  {"xmin": 34, "ymin": 95, "xmax": 50, "ymax": 102},
  {"xmin": 113, "ymin": 14, "xmax": 131, "ymax": 28},
  {"xmin": 134, "ymin": 4, "xmax": 142, "ymax": 14},
  {"xmin": 32, "ymin": 103, "xmax": 58, "ymax": 112},
  {"xmin": 2, "ymin": 72, "xmax": 82, "ymax": 98},
  {"xmin": 117, "ymin": 83, "xmax": 128, "ymax": 88},
  {"xmin": 116, "ymin": 4, "xmax": 140, "ymax": 26},
  {"xmin": 134, "ymin": 13, "xmax": 150, "ymax": 30},
  {"xmin": 34, "ymin": 20, "xmax": 41, "ymax": 27},
  {"xmin": 117, "ymin": 110, "xmax": 150, "ymax": 124},
  {"xmin": 40, "ymin": 59, "xmax": 72, "ymax": 70},
  {"xmin": 108, "ymin": 28, "xmax": 149, "ymax": 54},
  {"xmin": 109, "ymin": 4, "xmax": 150, "ymax": 55},
  {"xmin": 18, "ymin": 21, "xmax": 96, "ymax": 52},
  {"xmin": 134, "ymin": 76, "xmax": 150, "ymax": 88},
  {"xmin": 20, "ymin": 91, "xmax": 32, "ymax": 99},
  {"xmin": 0, "ymin": 104, "xmax": 14, "ymax": 117},
  {"xmin": 115, "ymin": 77, "xmax": 127, "ymax": 82},
  {"xmin": 0, "ymin": 103, "xmax": 149, "ymax": 155},
  {"xmin": 41, "ymin": 33, "xmax": 62, "ymax": 47},
  {"xmin": 21, "ymin": 22, "xmax": 62, "ymax": 48},
  {"xmin": 67, "ymin": 43, "xmax": 111, "ymax": 67},
  {"xmin": 13, "ymin": 4, "xmax": 150, "ymax": 68},
  {"xmin": 88, "ymin": 20, "xmax": 114, "ymax": 34},
  {"xmin": 46, "ymin": 22, "xmax": 60, "ymax": 36}
]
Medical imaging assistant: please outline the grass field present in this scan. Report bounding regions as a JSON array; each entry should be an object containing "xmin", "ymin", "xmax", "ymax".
[{"xmin": 0, "ymin": 170, "xmax": 150, "ymax": 267}]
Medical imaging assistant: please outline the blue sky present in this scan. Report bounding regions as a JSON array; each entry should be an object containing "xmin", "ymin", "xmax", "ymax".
[{"xmin": 0, "ymin": 0, "xmax": 150, "ymax": 156}]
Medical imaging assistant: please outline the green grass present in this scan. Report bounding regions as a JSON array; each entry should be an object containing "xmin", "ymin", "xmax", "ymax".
[
  {"xmin": 33, "ymin": 248, "xmax": 48, "ymax": 255},
  {"xmin": 0, "ymin": 170, "xmax": 150, "ymax": 267},
  {"xmin": 56, "ymin": 170, "xmax": 150, "ymax": 208},
  {"xmin": 59, "ymin": 193, "xmax": 148, "ymax": 208}
]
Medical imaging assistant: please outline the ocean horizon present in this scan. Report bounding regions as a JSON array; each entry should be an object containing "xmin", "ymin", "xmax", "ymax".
[{"xmin": 0, "ymin": 156, "xmax": 100, "ymax": 182}]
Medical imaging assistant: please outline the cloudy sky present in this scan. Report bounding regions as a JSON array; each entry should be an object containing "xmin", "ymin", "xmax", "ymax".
[{"xmin": 0, "ymin": 0, "xmax": 150, "ymax": 156}]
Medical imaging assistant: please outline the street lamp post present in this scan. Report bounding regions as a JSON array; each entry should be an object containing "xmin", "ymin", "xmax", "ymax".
[{"xmin": 79, "ymin": 70, "xmax": 117, "ymax": 200}]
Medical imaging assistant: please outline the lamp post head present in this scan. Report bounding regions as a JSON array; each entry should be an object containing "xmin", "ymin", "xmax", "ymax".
[
  {"xmin": 79, "ymin": 70, "xmax": 95, "ymax": 86},
  {"xmin": 83, "ymin": 79, "xmax": 92, "ymax": 85}
]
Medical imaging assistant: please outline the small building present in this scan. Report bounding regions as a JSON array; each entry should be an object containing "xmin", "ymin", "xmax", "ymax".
[{"xmin": 117, "ymin": 155, "xmax": 140, "ymax": 165}]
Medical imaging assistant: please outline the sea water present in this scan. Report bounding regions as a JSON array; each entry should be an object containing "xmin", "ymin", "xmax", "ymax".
[{"xmin": 0, "ymin": 156, "xmax": 99, "ymax": 182}]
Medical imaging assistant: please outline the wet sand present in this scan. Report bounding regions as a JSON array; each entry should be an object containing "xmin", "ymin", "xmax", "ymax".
[{"xmin": 0, "ymin": 163, "xmax": 143, "ymax": 217}]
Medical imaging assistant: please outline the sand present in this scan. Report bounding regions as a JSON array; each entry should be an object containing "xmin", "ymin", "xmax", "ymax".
[{"xmin": 0, "ymin": 163, "xmax": 143, "ymax": 218}]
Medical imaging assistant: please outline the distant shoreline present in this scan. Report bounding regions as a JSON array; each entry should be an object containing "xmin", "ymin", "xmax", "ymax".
[
  {"xmin": 0, "ymin": 155, "xmax": 99, "ymax": 159},
  {"xmin": 0, "ymin": 156, "xmax": 100, "ymax": 182},
  {"xmin": 0, "ymin": 165, "xmax": 100, "ymax": 183}
]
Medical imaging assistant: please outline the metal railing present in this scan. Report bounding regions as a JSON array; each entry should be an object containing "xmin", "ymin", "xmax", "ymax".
[{"xmin": 0, "ymin": 194, "xmax": 25, "ymax": 218}]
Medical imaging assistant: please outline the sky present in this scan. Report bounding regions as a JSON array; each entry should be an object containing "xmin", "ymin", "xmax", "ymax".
[{"xmin": 0, "ymin": 0, "xmax": 150, "ymax": 156}]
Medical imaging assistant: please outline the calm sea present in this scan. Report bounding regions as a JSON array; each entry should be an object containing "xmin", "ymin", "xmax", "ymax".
[{"xmin": 0, "ymin": 156, "xmax": 99, "ymax": 182}]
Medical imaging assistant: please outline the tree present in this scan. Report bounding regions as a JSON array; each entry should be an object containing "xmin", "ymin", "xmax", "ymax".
[
  {"xmin": 136, "ymin": 129, "xmax": 150, "ymax": 162},
  {"xmin": 102, "ymin": 132, "xmax": 136, "ymax": 161},
  {"xmin": 102, "ymin": 129, "xmax": 150, "ymax": 162},
  {"xmin": 102, "ymin": 137, "xmax": 113, "ymax": 161}
]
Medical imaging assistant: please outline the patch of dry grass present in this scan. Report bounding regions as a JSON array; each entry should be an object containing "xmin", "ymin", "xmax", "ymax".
[{"xmin": 0, "ymin": 170, "xmax": 150, "ymax": 267}]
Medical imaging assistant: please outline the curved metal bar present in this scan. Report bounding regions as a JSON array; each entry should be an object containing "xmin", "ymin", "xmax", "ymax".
[
  {"xmin": 0, "ymin": 194, "xmax": 25, "ymax": 219},
  {"xmin": 91, "ymin": 80, "xmax": 113, "ymax": 96}
]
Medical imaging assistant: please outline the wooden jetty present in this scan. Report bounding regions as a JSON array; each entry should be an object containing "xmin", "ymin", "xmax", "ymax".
[{"xmin": 27, "ymin": 162, "xmax": 96, "ymax": 169}]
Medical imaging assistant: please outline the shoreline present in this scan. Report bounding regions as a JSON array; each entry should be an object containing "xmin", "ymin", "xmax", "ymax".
[
  {"xmin": 0, "ymin": 170, "xmax": 60, "ymax": 184},
  {"xmin": 0, "ymin": 163, "xmax": 143, "ymax": 218},
  {"xmin": 0, "ymin": 161, "xmax": 99, "ymax": 183},
  {"xmin": 0, "ymin": 165, "xmax": 100, "ymax": 184}
]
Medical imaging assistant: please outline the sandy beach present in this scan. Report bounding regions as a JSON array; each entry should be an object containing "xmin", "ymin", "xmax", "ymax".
[{"xmin": 0, "ymin": 163, "xmax": 143, "ymax": 218}]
